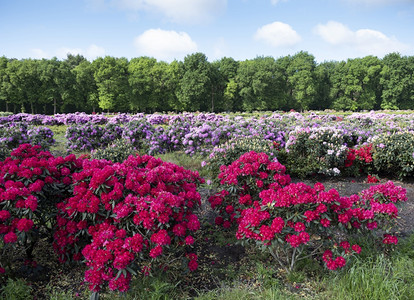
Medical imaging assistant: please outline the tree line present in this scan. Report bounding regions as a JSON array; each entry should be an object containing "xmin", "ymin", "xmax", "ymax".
[{"xmin": 0, "ymin": 51, "xmax": 413, "ymax": 114}]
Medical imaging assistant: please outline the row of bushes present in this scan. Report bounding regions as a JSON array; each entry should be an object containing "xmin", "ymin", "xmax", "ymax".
[
  {"xmin": 205, "ymin": 131, "xmax": 414, "ymax": 179},
  {"xmin": 0, "ymin": 144, "xmax": 407, "ymax": 296}
]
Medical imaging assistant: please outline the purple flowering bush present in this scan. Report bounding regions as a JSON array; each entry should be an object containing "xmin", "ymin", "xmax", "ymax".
[{"xmin": 65, "ymin": 123, "xmax": 122, "ymax": 152}]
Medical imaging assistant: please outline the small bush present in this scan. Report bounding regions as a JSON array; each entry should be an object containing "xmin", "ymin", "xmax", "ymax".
[
  {"xmin": 91, "ymin": 139, "xmax": 138, "ymax": 163},
  {"xmin": 205, "ymin": 137, "xmax": 281, "ymax": 186}
]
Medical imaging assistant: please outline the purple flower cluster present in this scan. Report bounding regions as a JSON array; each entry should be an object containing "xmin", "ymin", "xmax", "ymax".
[{"xmin": 65, "ymin": 123, "xmax": 122, "ymax": 152}]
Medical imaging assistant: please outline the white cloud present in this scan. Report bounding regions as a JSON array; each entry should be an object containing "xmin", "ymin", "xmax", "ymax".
[
  {"xmin": 314, "ymin": 21, "xmax": 409, "ymax": 57},
  {"xmin": 254, "ymin": 21, "xmax": 301, "ymax": 48},
  {"xmin": 270, "ymin": 0, "xmax": 288, "ymax": 5},
  {"xmin": 85, "ymin": 44, "xmax": 106, "ymax": 59},
  {"xmin": 30, "ymin": 48, "xmax": 49, "ymax": 59},
  {"xmin": 109, "ymin": 0, "xmax": 226, "ymax": 24},
  {"xmin": 211, "ymin": 37, "xmax": 229, "ymax": 60},
  {"xmin": 56, "ymin": 47, "xmax": 83, "ymax": 58},
  {"xmin": 134, "ymin": 29, "xmax": 198, "ymax": 61},
  {"xmin": 55, "ymin": 44, "xmax": 106, "ymax": 60},
  {"xmin": 314, "ymin": 21, "xmax": 354, "ymax": 45}
]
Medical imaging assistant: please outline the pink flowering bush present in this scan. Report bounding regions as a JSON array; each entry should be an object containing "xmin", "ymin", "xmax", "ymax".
[
  {"xmin": 0, "ymin": 144, "xmax": 83, "ymax": 271},
  {"xmin": 210, "ymin": 151, "xmax": 407, "ymax": 271},
  {"xmin": 208, "ymin": 151, "xmax": 291, "ymax": 229},
  {"xmin": 54, "ymin": 154, "xmax": 204, "ymax": 292}
]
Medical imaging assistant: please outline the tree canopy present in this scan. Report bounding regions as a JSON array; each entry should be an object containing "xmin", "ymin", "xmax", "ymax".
[{"xmin": 1, "ymin": 51, "xmax": 413, "ymax": 113}]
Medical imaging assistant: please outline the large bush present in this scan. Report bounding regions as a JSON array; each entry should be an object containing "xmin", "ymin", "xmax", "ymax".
[
  {"xmin": 373, "ymin": 132, "xmax": 414, "ymax": 178},
  {"xmin": 91, "ymin": 139, "xmax": 138, "ymax": 163},
  {"xmin": 65, "ymin": 123, "xmax": 122, "ymax": 152},
  {"xmin": 210, "ymin": 151, "xmax": 407, "ymax": 271},
  {"xmin": 53, "ymin": 154, "xmax": 204, "ymax": 292},
  {"xmin": 0, "ymin": 144, "xmax": 83, "ymax": 270},
  {"xmin": 0, "ymin": 123, "xmax": 55, "ymax": 159},
  {"xmin": 0, "ymin": 144, "xmax": 204, "ymax": 294}
]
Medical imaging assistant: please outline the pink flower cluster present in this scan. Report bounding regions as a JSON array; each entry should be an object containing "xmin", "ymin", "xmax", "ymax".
[
  {"xmin": 0, "ymin": 144, "xmax": 83, "ymax": 247},
  {"xmin": 211, "ymin": 151, "xmax": 407, "ymax": 271},
  {"xmin": 209, "ymin": 151, "xmax": 291, "ymax": 228},
  {"xmin": 54, "ymin": 154, "xmax": 203, "ymax": 292}
]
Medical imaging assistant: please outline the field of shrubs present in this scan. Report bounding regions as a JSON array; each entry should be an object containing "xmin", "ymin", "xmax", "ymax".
[{"xmin": 1, "ymin": 111, "xmax": 414, "ymax": 300}]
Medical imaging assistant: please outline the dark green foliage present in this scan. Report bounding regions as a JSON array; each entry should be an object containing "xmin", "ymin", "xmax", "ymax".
[
  {"xmin": 373, "ymin": 132, "xmax": 414, "ymax": 178},
  {"xmin": 1, "ymin": 52, "xmax": 414, "ymax": 113},
  {"xmin": 91, "ymin": 139, "xmax": 138, "ymax": 163}
]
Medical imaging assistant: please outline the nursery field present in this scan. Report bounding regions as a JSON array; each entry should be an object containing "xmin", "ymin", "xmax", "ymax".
[{"xmin": 1, "ymin": 111, "xmax": 414, "ymax": 300}]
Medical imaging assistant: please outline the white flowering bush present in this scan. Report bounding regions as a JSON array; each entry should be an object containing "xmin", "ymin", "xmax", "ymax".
[{"xmin": 285, "ymin": 127, "xmax": 349, "ymax": 177}]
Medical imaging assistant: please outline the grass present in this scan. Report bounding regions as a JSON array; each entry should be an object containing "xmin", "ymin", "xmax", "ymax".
[
  {"xmin": 157, "ymin": 151, "xmax": 210, "ymax": 179},
  {"xmin": 320, "ymin": 255, "xmax": 414, "ymax": 300}
]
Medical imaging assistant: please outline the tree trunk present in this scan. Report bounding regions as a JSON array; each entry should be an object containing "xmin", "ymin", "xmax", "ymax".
[
  {"xmin": 5, "ymin": 102, "xmax": 8, "ymax": 112},
  {"xmin": 53, "ymin": 98, "xmax": 57, "ymax": 115},
  {"xmin": 211, "ymin": 86, "xmax": 214, "ymax": 112},
  {"xmin": 31, "ymin": 102, "xmax": 34, "ymax": 114}
]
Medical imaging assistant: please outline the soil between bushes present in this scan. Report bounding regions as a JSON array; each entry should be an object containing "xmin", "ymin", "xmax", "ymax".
[{"xmin": 3, "ymin": 176, "xmax": 414, "ymax": 299}]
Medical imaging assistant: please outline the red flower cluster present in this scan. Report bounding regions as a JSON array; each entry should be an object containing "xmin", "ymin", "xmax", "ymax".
[
  {"xmin": 0, "ymin": 144, "xmax": 83, "ymax": 247},
  {"xmin": 209, "ymin": 151, "xmax": 291, "ymax": 228},
  {"xmin": 367, "ymin": 174, "xmax": 379, "ymax": 183},
  {"xmin": 345, "ymin": 144, "xmax": 374, "ymax": 168},
  {"xmin": 54, "ymin": 154, "xmax": 204, "ymax": 292},
  {"xmin": 212, "ymin": 151, "xmax": 407, "ymax": 271}
]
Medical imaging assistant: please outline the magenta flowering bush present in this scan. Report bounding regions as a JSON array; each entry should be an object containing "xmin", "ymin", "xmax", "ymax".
[
  {"xmin": 54, "ymin": 154, "xmax": 204, "ymax": 292},
  {"xmin": 0, "ymin": 144, "xmax": 83, "ymax": 270},
  {"xmin": 209, "ymin": 151, "xmax": 407, "ymax": 271},
  {"xmin": 0, "ymin": 144, "xmax": 203, "ymax": 293},
  {"xmin": 208, "ymin": 151, "xmax": 291, "ymax": 229}
]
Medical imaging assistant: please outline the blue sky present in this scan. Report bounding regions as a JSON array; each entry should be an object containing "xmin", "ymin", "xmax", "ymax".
[{"xmin": 1, "ymin": 0, "xmax": 413, "ymax": 62}]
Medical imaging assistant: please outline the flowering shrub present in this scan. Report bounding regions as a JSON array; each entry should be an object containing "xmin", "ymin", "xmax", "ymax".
[
  {"xmin": 0, "ymin": 144, "xmax": 83, "ymax": 271},
  {"xmin": 91, "ymin": 139, "xmax": 138, "ymax": 163},
  {"xmin": 367, "ymin": 174, "xmax": 380, "ymax": 183},
  {"xmin": 344, "ymin": 143, "xmax": 374, "ymax": 175},
  {"xmin": 148, "ymin": 126, "xmax": 172, "ymax": 155},
  {"xmin": 373, "ymin": 132, "xmax": 414, "ymax": 178},
  {"xmin": 26, "ymin": 126, "xmax": 55, "ymax": 150},
  {"xmin": 285, "ymin": 127, "xmax": 349, "ymax": 178},
  {"xmin": 66, "ymin": 123, "xmax": 122, "ymax": 152},
  {"xmin": 121, "ymin": 119, "xmax": 155, "ymax": 151},
  {"xmin": 54, "ymin": 154, "xmax": 204, "ymax": 292},
  {"xmin": 205, "ymin": 137, "xmax": 281, "ymax": 187},
  {"xmin": 210, "ymin": 151, "xmax": 407, "ymax": 271},
  {"xmin": 0, "ymin": 123, "xmax": 55, "ymax": 159},
  {"xmin": 208, "ymin": 151, "xmax": 291, "ymax": 229}
]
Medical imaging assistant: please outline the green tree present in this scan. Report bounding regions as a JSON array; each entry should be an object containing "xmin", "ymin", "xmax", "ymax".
[
  {"xmin": 286, "ymin": 51, "xmax": 317, "ymax": 111},
  {"xmin": 93, "ymin": 56, "xmax": 130, "ymax": 112},
  {"xmin": 215, "ymin": 57, "xmax": 239, "ymax": 111},
  {"xmin": 237, "ymin": 56, "xmax": 286, "ymax": 112},
  {"xmin": 176, "ymin": 53, "xmax": 213, "ymax": 111},
  {"xmin": 312, "ymin": 61, "xmax": 337, "ymax": 110},
  {"xmin": 7, "ymin": 59, "xmax": 42, "ymax": 113},
  {"xmin": 73, "ymin": 60, "xmax": 99, "ymax": 113},
  {"xmin": 0, "ymin": 56, "xmax": 11, "ymax": 112},
  {"xmin": 380, "ymin": 53, "xmax": 414, "ymax": 110},
  {"xmin": 330, "ymin": 56, "xmax": 383, "ymax": 111}
]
